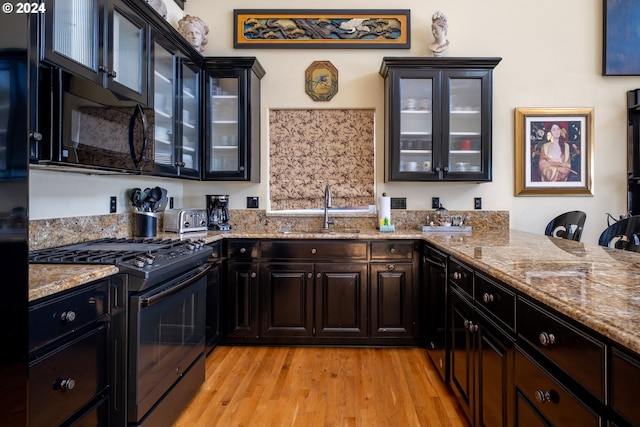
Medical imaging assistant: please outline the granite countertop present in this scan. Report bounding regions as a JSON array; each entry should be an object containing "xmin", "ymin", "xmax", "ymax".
[{"xmin": 29, "ymin": 228, "xmax": 640, "ymax": 355}]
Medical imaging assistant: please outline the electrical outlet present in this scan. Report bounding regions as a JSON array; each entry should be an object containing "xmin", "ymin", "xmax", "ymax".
[
  {"xmin": 474, "ymin": 197, "xmax": 482, "ymax": 209},
  {"xmin": 247, "ymin": 196, "xmax": 259, "ymax": 209},
  {"xmin": 169, "ymin": 197, "xmax": 174, "ymax": 209},
  {"xmin": 432, "ymin": 197, "xmax": 440, "ymax": 209},
  {"xmin": 390, "ymin": 197, "xmax": 406, "ymax": 209},
  {"xmin": 110, "ymin": 196, "xmax": 117, "ymax": 213}
]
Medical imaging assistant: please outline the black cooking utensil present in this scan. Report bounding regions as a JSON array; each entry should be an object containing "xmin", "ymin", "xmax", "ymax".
[
  {"xmin": 154, "ymin": 188, "xmax": 168, "ymax": 212},
  {"xmin": 129, "ymin": 188, "xmax": 142, "ymax": 211}
]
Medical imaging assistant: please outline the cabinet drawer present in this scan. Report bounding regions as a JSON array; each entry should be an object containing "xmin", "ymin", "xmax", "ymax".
[
  {"xmin": 611, "ymin": 347, "xmax": 640, "ymax": 426},
  {"xmin": 371, "ymin": 241, "xmax": 414, "ymax": 260},
  {"xmin": 475, "ymin": 273, "xmax": 515, "ymax": 331},
  {"xmin": 29, "ymin": 324, "xmax": 108, "ymax": 427},
  {"xmin": 29, "ymin": 280, "xmax": 109, "ymax": 354},
  {"xmin": 226, "ymin": 239, "xmax": 260, "ymax": 259},
  {"xmin": 517, "ymin": 298, "xmax": 606, "ymax": 402},
  {"xmin": 261, "ymin": 240, "xmax": 368, "ymax": 260},
  {"xmin": 514, "ymin": 346, "xmax": 601, "ymax": 427},
  {"xmin": 448, "ymin": 257, "xmax": 473, "ymax": 296}
]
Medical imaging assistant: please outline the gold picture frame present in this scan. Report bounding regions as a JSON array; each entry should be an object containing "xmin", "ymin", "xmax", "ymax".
[
  {"xmin": 514, "ymin": 107, "xmax": 594, "ymax": 196},
  {"xmin": 233, "ymin": 9, "xmax": 410, "ymax": 49},
  {"xmin": 305, "ymin": 61, "xmax": 338, "ymax": 102}
]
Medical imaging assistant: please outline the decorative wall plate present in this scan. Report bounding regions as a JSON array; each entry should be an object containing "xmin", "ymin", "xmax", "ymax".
[{"xmin": 305, "ymin": 61, "xmax": 338, "ymax": 102}]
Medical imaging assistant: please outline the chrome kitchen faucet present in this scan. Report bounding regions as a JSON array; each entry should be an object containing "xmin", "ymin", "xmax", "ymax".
[{"xmin": 323, "ymin": 185, "xmax": 337, "ymax": 230}]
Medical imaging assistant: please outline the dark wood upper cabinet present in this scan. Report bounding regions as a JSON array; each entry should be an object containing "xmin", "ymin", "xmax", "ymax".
[
  {"xmin": 380, "ymin": 57, "xmax": 501, "ymax": 182},
  {"xmin": 202, "ymin": 57, "xmax": 265, "ymax": 182}
]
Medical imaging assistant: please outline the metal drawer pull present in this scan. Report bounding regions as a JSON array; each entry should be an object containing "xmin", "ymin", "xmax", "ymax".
[
  {"xmin": 54, "ymin": 378, "xmax": 76, "ymax": 391},
  {"xmin": 452, "ymin": 272, "xmax": 466, "ymax": 280},
  {"xmin": 60, "ymin": 311, "xmax": 76, "ymax": 323},
  {"xmin": 539, "ymin": 332, "xmax": 556, "ymax": 346},
  {"xmin": 535, "ymin": 389, "xmax": 552, "ymax": 404},
  {"xmin": 388, "ymin": 264, "xmax": 395, "ymax": 270},
  {"xmin": 482, "ymin": 293, "xmax": 494, "ymax": 303},
  {"xmin": 463, "ymin": 319, "xmax": 478, "ymax": 332}
]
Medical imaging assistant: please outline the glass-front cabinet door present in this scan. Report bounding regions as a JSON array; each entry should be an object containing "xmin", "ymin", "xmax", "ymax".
[
  {"xmin": 152, "ymin": 40, "xmax": 175, "ymax": 174},
  {"xmin": 208, "ymin": 76, "xmax": 240, "ymax": 175},
  {"xmin": 106, "ymin": 0, "xmax": 148, "ymax": 104},
  {"xmin": 43, "ymin": 0, "xmax": 102, "ymax": 85},
  {"xmin": 179, "ymin": 61, "xmax": 200, "ymax": 177},
  {"xmin": 203, "ymin": 57, "xmax": 265, "ymax": 181},
  {"xmin": 152, "ymin": 34, "xmax": 200, "ymax": 179},
  {"xmin": 42, "ymin": 0, "xmax": 148, "ymax": 104},
  {"xmin": 381, "ymin": 58, "xmax": 501, "ymax": 182}
]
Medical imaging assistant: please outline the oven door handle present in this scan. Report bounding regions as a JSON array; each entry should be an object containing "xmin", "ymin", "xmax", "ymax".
[{"xmin": 140, "ymin": 264, "xmax": 211, "ymax": 307}]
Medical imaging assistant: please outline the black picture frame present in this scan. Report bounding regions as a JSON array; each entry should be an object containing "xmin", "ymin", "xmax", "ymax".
[{"xmin": 603, "ymin": 0, "xmax": 640, "ymax": 76}]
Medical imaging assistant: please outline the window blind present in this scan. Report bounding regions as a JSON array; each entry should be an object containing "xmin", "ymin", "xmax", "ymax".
[{"xmin": 269, "ymin": 109, "xmax": 375, "ymax": 211}]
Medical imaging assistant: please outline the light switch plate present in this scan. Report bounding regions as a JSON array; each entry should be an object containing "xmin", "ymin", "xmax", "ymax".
[
  {"xmin": 432, "ymin": 197, "xmax": 440, "ymax": 209},
  {"xmin": 474, "ymin": 197, "xmax": 482, "ymax": 209},
  {"xmin": 247, "ymin": 197, "xmax": 259, "ymax": 209}
]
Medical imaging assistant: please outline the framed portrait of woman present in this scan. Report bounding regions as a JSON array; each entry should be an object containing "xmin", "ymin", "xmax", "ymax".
[{"xmin": 514, "ymin": 107, "xmax": 594, "ymax": 196}]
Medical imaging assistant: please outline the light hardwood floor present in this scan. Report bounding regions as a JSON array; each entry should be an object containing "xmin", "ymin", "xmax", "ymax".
[{"xmin": 174, "ymin": 346, "xmax": 469, "ymax": 427}]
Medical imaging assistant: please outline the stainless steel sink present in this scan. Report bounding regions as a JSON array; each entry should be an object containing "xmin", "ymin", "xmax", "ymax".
[{"xmin": 276, "ymin": 229, "xmax": 360, "ymax": 234}]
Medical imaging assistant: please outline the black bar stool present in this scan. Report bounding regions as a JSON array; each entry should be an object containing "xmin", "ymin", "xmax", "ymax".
[{"xmin": 545, "ymin": 211, "xmax": 586, "ymax": 242}]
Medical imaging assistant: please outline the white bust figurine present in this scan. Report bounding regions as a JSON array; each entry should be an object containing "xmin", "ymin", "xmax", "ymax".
[
  {"xmin": 178, "ymin": 15, "xmax": 209, "ymax": 53},
  {"xmin": 428, "ymin": 11, "xmax": 449, "ymax": 57}
]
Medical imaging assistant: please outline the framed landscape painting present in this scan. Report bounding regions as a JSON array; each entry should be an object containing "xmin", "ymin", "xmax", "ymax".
[{"xmin": 514, "ymin": 108, "xmax": 594, "ymax": 196}]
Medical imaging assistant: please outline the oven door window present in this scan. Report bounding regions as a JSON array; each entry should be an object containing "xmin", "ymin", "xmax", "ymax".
[{"xmin": 128, "ymin": 276, "xmax": 206, "ymax": 422}]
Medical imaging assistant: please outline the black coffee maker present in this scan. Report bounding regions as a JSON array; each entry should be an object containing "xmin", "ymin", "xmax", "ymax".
[{"xmin": 206, "ymin": 195, "xmax": 231, "ymax": 230}]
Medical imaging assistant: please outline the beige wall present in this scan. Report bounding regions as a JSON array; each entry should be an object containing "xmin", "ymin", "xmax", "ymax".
[{"xmin": 30, "ymin": 0, "xmax": 640, "ymax": 245}]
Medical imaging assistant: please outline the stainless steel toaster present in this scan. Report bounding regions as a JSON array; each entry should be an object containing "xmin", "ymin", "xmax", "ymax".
[{"xmin": 162, "ymin": 209, "xmax": 208, "ymax": 233}]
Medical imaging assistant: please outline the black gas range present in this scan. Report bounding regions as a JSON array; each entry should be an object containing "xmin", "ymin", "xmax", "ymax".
[
  {"xmin": 29, "ymin": 237, "xmax": 212, "ymax": 291},
  {"xmin": 29, "ymin": 237, "xmax": 213, "ymax": 426}
]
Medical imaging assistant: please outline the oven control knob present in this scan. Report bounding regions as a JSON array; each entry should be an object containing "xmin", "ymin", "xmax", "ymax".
[
  {"xmin": 145, "ymin": 254, "xmax": 156, "ymax": 265},
  {"xmin": 60, "ymin": 311, "xmax": 76, "ymax": 323},
  {"xmin": 187, "ymin": 243, "xmax": 196, "ymax": 251},
  {"xmin": 133, "ymin": 255, "xmax": 147, "ymax": 268}
]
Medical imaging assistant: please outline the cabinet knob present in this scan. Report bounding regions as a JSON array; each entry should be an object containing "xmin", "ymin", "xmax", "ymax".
[
  {"xmin": 307, "ymin": 273, "xmax": 313, "ymax": 279},
  {"xmin": 60, "ymin": 311, "xmax": 76, "ymax": 323},
  {"xmin": 239, "ymin": 247, "xmax": 247, "ymax": 253},
  {"xmin": 29, "ymin": 132, "xmax": 42, "ymax": 141},
  {"xmin": 250, "ymin": 272, "xmax": 257, "ymax": 278},
  {"xmin": 452, "ymin": 272, "xmax": 465, "ymax": 280},
  {"xmin": 316, "ymin": 273, "xmax": 321, "ymax": 279},
  {"xmin": 389, "ymin": 247, "xmax": 396, "ymax": 253},
  {"xmin": 54, "ymin": 378, "xmax": 76, "ymax": 391},
  {"xmin": 482, "ymin": 293, "xmax": 494, "ymax": 303},
  {"xmin": 311, "ymin": 248, "xmax": 317, "ymax": 254},
  {"xmin": 538, "ymin": 332, "xmax": 556, "ymax": 346},
  {"xmin": 534, "ymin": 389, "xmax": 552, "ymax": 404},
  {"xmin": 387, "ymin": 264, "xmax": 395, "ymax": 271},
  {"xmin": 469, "ymin": 322, "xmax": 478, "ymax": 332},
  {"xmin": 239, "ymin": 166, "xmax": 245, "ymax": 171}
]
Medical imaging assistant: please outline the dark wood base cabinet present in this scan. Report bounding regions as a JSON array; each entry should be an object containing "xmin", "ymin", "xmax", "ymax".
[
  {"xmin": 450, "ymin": 286, "xmax": 514, "ymax": 427},
  {"xmin": 223, "ymin": 239, "xmax": 419, "ymax": 346}
]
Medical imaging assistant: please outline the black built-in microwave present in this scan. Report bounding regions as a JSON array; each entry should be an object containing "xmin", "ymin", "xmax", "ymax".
[{"xmin": 33, "ymin": 69, "xmax": 154, "ymax": 173}]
